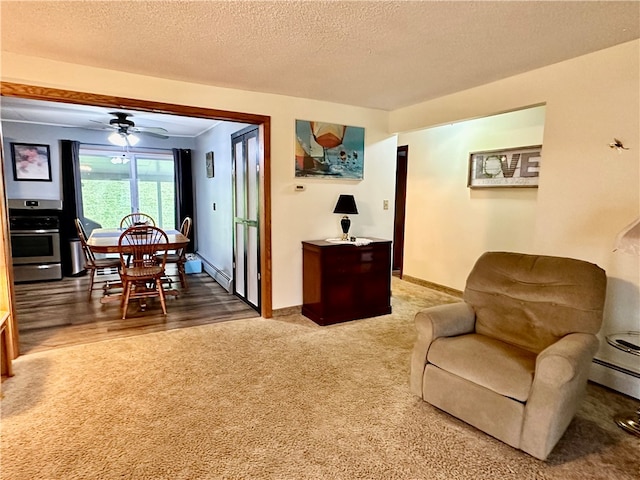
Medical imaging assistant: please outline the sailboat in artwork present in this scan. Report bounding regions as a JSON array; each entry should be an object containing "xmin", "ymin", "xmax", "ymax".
[
  {"xmin": 295, "ymin": 136, "xmax": 316, "ymax": 171},
  {"xmin": 310, "ymin": 122, "xmax": 346, "ymax": 155},
  {"xmin": 296, "ymin": 119, "xmax": 363, "ymax": 178},
  {"xmin": 308, "ymin": 122, "xmax": 346, "ymax": 171}
]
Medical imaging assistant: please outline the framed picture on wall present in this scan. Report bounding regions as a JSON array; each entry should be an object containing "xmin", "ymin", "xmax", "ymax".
[
  {"xmin": 295, "ymin": 119, "xmax": 365, "ymax": 179},
  {"xmin": 206, "ymin": 151, "xmax": 215, "ymax": 178},
  {"xmin": 10, "ymin": 143, "xmax": 52, "ymax": 182},
  {"xmin": 467, "ymin": 145, "xmax": 542, "ymax": 188}
]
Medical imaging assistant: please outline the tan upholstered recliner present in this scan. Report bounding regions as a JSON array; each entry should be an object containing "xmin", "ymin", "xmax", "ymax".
[{"xmin": 410, "ymin": 251, "xmax": 607, "ymax": 460}]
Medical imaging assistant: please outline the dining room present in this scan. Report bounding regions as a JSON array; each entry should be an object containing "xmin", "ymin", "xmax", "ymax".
[{"xmin": 2, "ymin": 95, "xmax": 267, "ymax": 356}]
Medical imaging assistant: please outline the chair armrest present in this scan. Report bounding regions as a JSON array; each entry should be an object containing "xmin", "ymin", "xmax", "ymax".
[
  {"xmin": 535, "ymin": 333, "xmax": 599, "ymax": 386},
  {"xmin": 521, "ymin": 333, "xmax": 599, "ymax": 460},
  {"xmin": 409, "ymin": 302, "xmax": 475, "ymax": 396}
]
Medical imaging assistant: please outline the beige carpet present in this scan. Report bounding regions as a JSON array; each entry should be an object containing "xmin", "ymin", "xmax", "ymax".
[{"xmin": 1, "ymin": 279, "xmax": 638, "ymax": 480}]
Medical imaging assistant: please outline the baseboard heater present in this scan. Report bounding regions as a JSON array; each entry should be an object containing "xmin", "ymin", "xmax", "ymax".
[
  {"xmin": 197, "ymin": 254, "xmax": 232, "ymax": 292},
  {"xmin": 592, "ymin": 357, "xmax": 640, "ymax": 379}
]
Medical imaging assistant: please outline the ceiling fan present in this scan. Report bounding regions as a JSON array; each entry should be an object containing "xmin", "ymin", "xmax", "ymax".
[{"xmin": 92, "ymin": 112, "xmax": 170, "ymax": 146}]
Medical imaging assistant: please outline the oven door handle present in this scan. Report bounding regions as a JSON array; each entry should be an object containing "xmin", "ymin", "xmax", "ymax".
[{"xmin": 10, "ymin": 229, "xmax": 60, "ymax": 234}]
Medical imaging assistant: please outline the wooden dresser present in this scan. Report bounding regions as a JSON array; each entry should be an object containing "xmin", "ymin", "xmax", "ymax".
[{"xmin": 302, "ymin": 239, "xmax": 392, "ymax": 325}]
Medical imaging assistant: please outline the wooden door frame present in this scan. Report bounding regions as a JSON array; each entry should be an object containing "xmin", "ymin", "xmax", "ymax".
[
  {"xmin": 0, "ymin": 82, "xmax": 273, "ymax": 346},
  {"xmin": 393, "ymin": 145, "xmax": 408, "ymax": 277}
]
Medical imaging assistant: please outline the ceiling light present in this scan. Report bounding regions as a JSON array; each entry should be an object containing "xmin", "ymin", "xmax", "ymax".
[
  {"xmin": 108, "ymin": 132, "xmax": 140, "ymax": 147},
  {"xmin": 110, "ymin": 154, "xmax": 130, "ymax": 165}
]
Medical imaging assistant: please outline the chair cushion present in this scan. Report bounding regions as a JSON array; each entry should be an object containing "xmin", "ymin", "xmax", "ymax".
[
  {"xmin": 463, "ymin": 252, "xmax": 606, "ymax": 353},
  {"xmin": 427, "ymin": 333, "xmax": 536, "ymax": 402}
]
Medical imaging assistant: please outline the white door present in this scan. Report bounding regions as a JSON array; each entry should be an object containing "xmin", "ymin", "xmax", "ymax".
[{"xmin": 232, "ymin": 126, "xmax": 260, "ymax": 311}]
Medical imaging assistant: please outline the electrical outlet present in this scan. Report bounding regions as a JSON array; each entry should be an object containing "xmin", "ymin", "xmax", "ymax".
[{"xmin": 383, "ymin": 200, "xmax": 389, "ymax": 210}]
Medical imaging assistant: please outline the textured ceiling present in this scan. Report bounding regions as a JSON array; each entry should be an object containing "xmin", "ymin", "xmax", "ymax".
[{"xmin": 1, "ymin": 1, "xmax": 639, "ymax": 112}]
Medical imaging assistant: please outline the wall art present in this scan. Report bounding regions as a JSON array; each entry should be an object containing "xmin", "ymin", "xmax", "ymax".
[
  {"xmin": 206, "ymin": 151, "xmax": 214, "ymax": 178},
  {"xmin": 10, "ymin": 143, "xmax": 52, "ymax": 182},
  {"xmin": 295, "ymin": 120, "xmax": 364, "ymax": 179},
  {"xmin": 468, "ymin": 145, "xmax": 542, "ymax": 188}
]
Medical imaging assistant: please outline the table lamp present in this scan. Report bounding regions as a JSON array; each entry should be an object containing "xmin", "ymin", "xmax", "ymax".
[{"xmin": 333, "ymin": 194, "xmax": 358, "ymax": 240}]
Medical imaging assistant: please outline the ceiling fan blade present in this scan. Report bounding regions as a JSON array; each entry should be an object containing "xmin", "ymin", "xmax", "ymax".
[
  {"xmin": 132, "ymin": 126, "xmax": 169, "ymax": 135},
  {"xmin": 89, "ymin": 119, "xmax": 117, "ymax": 129},
  {"xmin": 136, "ymin": 131, "xmax": 169, "ymax": 140}
]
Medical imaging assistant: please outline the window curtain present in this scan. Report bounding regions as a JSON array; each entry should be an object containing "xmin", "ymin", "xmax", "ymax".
[
  {"xmin": 173, "ymin": 148, "xmax": 195, "ymax": 253},
  {"xmin": 60, "ymin": 139, "xmax": 83, "ymax": 275}
]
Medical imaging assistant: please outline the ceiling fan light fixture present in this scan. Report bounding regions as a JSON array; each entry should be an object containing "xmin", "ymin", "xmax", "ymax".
[{"xmin": 108, "ymin": 131, "xmax": 140, "ymax": 147}]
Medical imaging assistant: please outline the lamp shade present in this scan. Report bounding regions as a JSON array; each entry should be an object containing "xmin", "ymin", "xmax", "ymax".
[
  {"xmin": 614, "ymin": 217, "xmax": 640, "ymax": 256},
  {"xmin": 333, "ymin": 194, "xmax": 358, "ymax": 215}
]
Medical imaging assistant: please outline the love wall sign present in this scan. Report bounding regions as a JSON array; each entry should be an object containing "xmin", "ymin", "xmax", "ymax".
[{"xmin": 467, "ymin": 145, "xmax": 542, "ymax": 188}]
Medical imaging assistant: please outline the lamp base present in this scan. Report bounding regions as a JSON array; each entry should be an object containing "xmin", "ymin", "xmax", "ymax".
[{"xmin": 340, "ymin": 216, "xmax": 351, "ymax": 240}]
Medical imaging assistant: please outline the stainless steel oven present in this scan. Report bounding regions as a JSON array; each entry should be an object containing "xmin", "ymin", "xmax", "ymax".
[{"xmin": 8, "ymin": 199, "xmax": 63, "ymax": 283}]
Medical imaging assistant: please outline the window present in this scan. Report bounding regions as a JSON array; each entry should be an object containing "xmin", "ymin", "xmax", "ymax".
[{"xmin": 79, "ymin": 147, "xmax": 175, "ymax": 230}]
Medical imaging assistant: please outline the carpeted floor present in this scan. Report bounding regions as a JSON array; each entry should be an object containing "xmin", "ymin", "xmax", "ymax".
[{"xmin": 1, "ymin": 279, "xmax": 638, "ymax": 479}]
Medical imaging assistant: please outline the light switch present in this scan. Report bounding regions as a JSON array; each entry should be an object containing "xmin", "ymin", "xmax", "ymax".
[{"xmin": 383, "ymin": 200, "xmax": 389, "ymax": 210}]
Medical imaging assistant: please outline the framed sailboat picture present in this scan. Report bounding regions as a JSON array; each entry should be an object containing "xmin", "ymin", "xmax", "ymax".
[{"xmin": 295, "ymin": 120, "xmax": 365, "ymax": 179}]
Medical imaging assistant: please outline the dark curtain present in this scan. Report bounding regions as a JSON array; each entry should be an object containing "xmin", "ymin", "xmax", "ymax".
[
  {"xmin": 173, "ymin": 148, "xmax": 195, "ymax": 253},
  {"xmin": 60, "ymin": 140, "xmax": 83, "ymax": 276}
]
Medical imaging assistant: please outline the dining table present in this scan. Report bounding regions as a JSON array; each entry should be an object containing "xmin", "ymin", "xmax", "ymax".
[
  {"xmin": 87, "ymin": 227, "xmax": 189, "ymax": 255},
  {"xmin": 86, "ymin": 227, "xmax": 190, "ymax": 304}
]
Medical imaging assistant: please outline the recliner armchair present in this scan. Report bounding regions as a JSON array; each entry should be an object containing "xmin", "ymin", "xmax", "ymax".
[{"xmin": 410, "ymin": 251, "xmax": 607, "ymax": 460}]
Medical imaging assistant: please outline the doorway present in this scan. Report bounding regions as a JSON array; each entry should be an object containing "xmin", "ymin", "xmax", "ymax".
[
  {"xmin": 0, "ymin": 82, "xmax": 273, "ymax": 358},
  {"xmin": 232, "ymin": 126, "xmax": 260, "ymax": 311},
  {"xmin": 393, "ymin": 145, "xmax": 408, "ymax": 277}
]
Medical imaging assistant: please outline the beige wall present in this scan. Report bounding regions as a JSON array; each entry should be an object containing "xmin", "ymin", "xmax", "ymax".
[
  {"xmin": 0, "ymin": 52, "xmax": 398, "ymax": 310},
  {"xmin": 393, "ymin": 40, "xmax": 640, "ymax": 397},
  {"xmin": 399, "ymin": 106, "xmax": 545, "ymax": 290}
]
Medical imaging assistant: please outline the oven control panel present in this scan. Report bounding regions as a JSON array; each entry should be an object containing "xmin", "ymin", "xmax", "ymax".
[{"xmin": 9, "ymin": 215, "xmax": 60, "ymax": 231}]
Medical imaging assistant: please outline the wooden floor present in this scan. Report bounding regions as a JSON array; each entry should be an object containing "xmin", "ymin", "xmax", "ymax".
[{"xmin": 14, "ymin": 268, "xmax": 260, "ymax": 355}]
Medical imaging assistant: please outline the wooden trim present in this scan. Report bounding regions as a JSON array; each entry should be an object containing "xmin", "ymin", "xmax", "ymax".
[
  {"xmin": 0, "ymin": 310, "xmax": 14, "ymax": 377},
  {"xmin": 0, "ymin": 82, "xmax": 269, "ymax": 124},
  {"xmin": 0, "ymin": 135, "xmax": 19, "ymax": 359},
  {"xmin": 0, "ymin": 81, "xmax": 274, "ymax": 325},
  {"xmin": 259, "ymin": 121, "xmax": 272, "ymax": 318},
  {"xmin": 400, "ymin": 275, "xmax": 463, "ymax": 298}
]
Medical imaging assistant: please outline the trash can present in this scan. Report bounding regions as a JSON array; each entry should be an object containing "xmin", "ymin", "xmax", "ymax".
[{"xmin": 69, "ymin": 238, "xmax": 85, "ymax": 276}]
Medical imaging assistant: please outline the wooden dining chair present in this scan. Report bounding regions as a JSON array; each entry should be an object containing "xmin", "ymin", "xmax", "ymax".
[
  {"xmin": 120, "ymin": 212, "xmax": 156, "ymax": 228},
  {"xmin": 157, "ymin": 216, "xmax": 192, "ymax": 289},
  {"xmin": 118, "ymin": 225, "xmax": 169, "ymax": 319},
  {"xmin": 75, "ymin": 218, "xmax": 121, "ymax": 300}
]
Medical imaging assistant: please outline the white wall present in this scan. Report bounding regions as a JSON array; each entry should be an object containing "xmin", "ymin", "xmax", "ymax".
[
  {"xmin": 392, "ymin": 40, "xmax": 640, "ymax": 398},
  {"xmin": 193, "ymin": 121, "xmax": 249, "ymax": 289},
  {"xmin": 0, "ymin": 52, "xmax": 397, "ymax": 311},
  {"xmin": 399, "ymin": 106, "xmax": 545, "ymax": 290}
]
